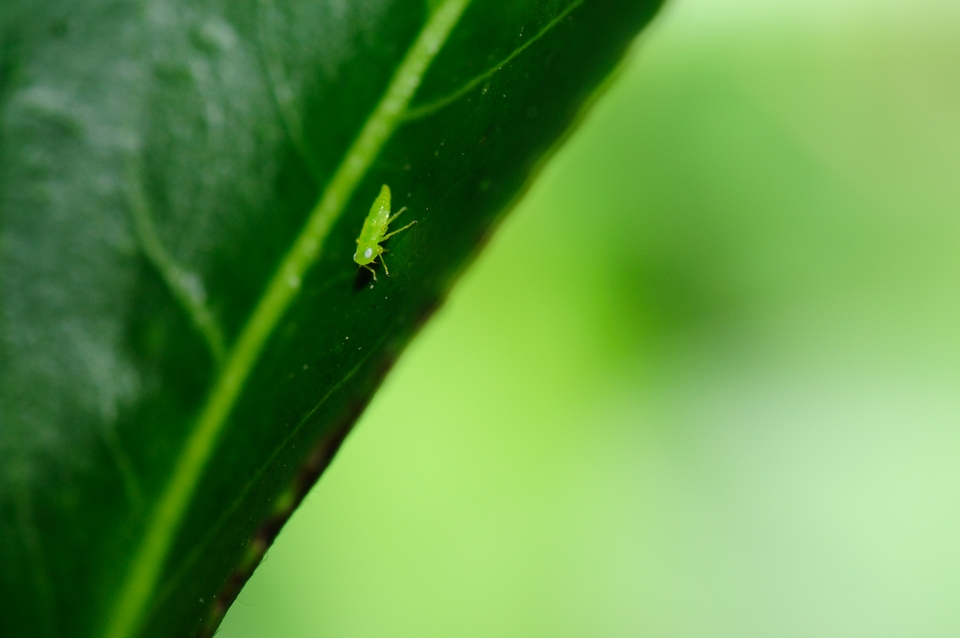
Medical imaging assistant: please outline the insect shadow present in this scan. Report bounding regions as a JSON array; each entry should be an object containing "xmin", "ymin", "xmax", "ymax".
[{"xmin": 352, "ymin": 264, "xmax": 375, "ymax": 291}]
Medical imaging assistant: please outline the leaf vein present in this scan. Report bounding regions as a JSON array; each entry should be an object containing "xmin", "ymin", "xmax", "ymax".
[
  {"xmin": 103, "ymin": 2, "xmax": 472, "ymax": 637},
  {"xmin": 127, "ymin": 166, "xmax": 227, "ymax": 367},
  {"xmin": 148, "ymin": 317, "xmax": 380, "ymax": 617},
  {"xmin": 254, "ymin": 0, "xmax": 325, "ymax": 186},
  {"xmin": 402, "ymin": 0, "xmax": 585, "ymax": 122}
]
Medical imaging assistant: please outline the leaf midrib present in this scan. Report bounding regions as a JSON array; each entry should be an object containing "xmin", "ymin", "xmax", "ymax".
[
  {"xmin": 102, "ymin": 3, "xmax": 472, "ymax": 637},
  {"xmin": 140, "ymin": 0, "xmax": 595, "ymax": 617}
]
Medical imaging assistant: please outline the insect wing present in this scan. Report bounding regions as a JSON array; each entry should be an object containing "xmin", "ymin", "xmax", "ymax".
[{"xmin": 357, "ymin": 184, "xmax": 392, "ymax": 245}]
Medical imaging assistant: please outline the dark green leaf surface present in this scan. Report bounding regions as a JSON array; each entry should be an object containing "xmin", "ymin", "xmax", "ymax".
[{"xmin": 0, "ymin": 1, "xmax": 662, "ymax": 636}]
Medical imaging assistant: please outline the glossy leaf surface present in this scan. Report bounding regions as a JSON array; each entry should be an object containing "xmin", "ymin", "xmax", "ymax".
[{"xmin": 0, "ymin": 0, "xmax": 662, "ymax": 636}]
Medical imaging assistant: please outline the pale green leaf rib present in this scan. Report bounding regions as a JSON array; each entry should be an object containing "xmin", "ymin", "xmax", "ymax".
[
  {"xmin": 149, "ymin": 334, "xmax": 378, "ymax": 612},
  {"xmin": 99, "ymin": 426, "xmax": 145, "ymax": 512},
  {"xmin": 127, "ymin": 166, "xmax": 227, "ymax": 367},
  {"xmin": 102, "ymin": 2, "xmax": 472, "ymax": 637},
  {"xmin": 402, "ymin": 0, "xmax": 584, "ymax": 122},
  {"xmin": 159, "ymin": 2, "xmax": 592, "ymax": 583},
  {"xmin": 255, "ymin": 0, "xmax": 325, "ymax": 185}
]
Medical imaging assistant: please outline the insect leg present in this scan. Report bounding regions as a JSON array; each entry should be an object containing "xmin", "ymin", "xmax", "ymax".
[
  {"xmin": 361, "ymin": 263, "xmax": 378, "ymax": 281},
  {"xmin": 385, "ymin": 206, "xmax": 408, "ymax": 225},
  {"xmin": 378, "ymin": 254, "xmax": 391, "ymax": 276},
  {"xmin": 381, "ymin": 220, "xmax": 417, "ymax": 240}
]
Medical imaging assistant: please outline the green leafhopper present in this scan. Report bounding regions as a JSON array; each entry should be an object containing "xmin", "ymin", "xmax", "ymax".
[{"xmin": 353, "ymin": 184, "xmax": 416, "ymax": 281}]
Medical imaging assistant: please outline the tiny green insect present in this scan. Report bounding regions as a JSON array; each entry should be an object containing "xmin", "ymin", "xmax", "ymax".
[{"xmin": 353, "ymin": 184, "xmax": 416, "ymax": 281}]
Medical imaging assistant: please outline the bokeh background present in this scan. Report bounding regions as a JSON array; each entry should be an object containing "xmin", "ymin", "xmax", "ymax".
[{"xmin": 220, "ymin": 0, "xmax": 960, "ymax": 635}]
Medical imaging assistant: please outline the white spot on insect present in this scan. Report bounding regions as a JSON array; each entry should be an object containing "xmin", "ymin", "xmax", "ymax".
[{"xmin": 364, "ymin": 247, "xmax": 373, "ymax": 259}]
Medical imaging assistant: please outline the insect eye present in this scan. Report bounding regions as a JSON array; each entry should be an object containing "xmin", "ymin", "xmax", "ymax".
[{"xmin": 364, "ymin": 247, "xmax": 373, "ymax": 259}]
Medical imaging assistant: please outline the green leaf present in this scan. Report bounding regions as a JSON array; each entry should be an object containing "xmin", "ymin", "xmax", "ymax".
[{"xmin": 0, "ymin": 0, "xmax": 662, "ymax": 636}]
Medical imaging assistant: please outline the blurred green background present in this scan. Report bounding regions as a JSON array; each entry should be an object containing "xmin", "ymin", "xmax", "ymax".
[{"xmin": 220, "ymin": 0, "xmax": 960, "ymax": 635}]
